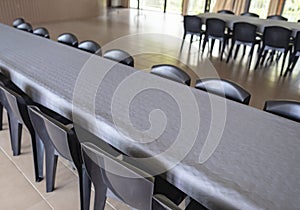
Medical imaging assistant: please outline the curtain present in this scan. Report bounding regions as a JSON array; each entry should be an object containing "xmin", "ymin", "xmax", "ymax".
[
  {"xmin": 233, "ymin": 0, "xmax": 246, "ymax": 14},
  {"xmin": 268, "ymin": 0, "xmax": 285, "ymax": 15}
]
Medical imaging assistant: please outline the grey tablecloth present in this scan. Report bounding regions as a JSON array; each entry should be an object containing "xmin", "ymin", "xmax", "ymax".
[
  {"xmin": 1, "ymin": 23, "xmax": 300, "ymax": 210},
  {"xmin": 198, "ymin": 13, "xmax": 300, "ymax": 37}
]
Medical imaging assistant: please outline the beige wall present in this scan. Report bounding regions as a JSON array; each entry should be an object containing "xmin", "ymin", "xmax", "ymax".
[{"xmin": 0, "ymin": 0, "xmax": 106, "ymax": 25}]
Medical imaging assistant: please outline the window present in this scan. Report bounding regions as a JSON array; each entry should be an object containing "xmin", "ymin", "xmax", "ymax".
[
  {"xmin": 282, "ymin": 0, "xmax": 300, "ymax": 22},
  {"xmin": 248, "ymin": 0, "xmax": 271, "ymax": 18},
  {"xmin": 187, "ymin": 0, "xmax": 206, "ymax": 15}
]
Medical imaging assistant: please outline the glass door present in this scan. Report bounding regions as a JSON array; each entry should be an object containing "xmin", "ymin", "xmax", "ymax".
[{"xmin": 166, "ymin": 0, "xmax": 183, "ymax": 14}]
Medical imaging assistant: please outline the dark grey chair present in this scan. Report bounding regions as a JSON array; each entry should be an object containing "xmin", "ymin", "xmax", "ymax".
[
  {"xmin": 0, "ymin": 77, "xmax": 43, "ymax": 182},
  {"xmin": 284, "ymin": 31, "xmax": 300, "ymax": 76},
  {"xmin": 202, "ymin": 18, "xmax": 230, "ymax": 60},
  {"xmin": 240, "ymin": 12, "xmax": 259, "ymax": 18},
  {"xmin": 57, "ymin": 33, "xmax": 78, "ymax": 47},
  {"xmin": 195, "ymin": 78, "xmax": 251, "ymax": 105},
  {"xmin": 267, "ymin": 15, "xmax": 288, "ymax": 21},
  {"xmin": 33, "ymin": 27, "xmax": 50, "ymax": 38},
  {"xmin": 78, "ymin": 40, "xmax": 102, "ymax": 55},
  {"xmin": 16, "ymin": 22, "xmax": 33, "ymax": 33},
  {"xmin": 151, "ymin": 64, "xmax": 191, "ymax": 86},
  {"xmin": 254, "ymin": 26, "xmax": 292, "ymax": 76},
  {"xmin": 12, "ymin": 17, "xmax": 25, "ymax": 28},
  {"xmin": 82, "ymin": 142, "xmax": 181, "ymax": 210},
  {"xmin": 27, "ymin": 105, "xmax": 91, "ymax": 210},
  {"xmin": 217, "ymin": 10, "xmax": 234, "ymax": 15},
  {"xmin": 226, "ymin": 22, "xmax": 260, "ymax": 69},
  {"xmin": 103, "ymin": 49, "xmax": 134, "ymax": 67},
  {"xmin": 182, "ymin": 16, "xmax": 204, "ymax": 50},
  {"xmin": 263, "ymin": 100, "xmax": 300, "ymax": 123}
]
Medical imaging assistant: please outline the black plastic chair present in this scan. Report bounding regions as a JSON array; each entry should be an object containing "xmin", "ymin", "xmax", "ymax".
[
  {"xmin": 57, "ymin": 33, "xmax": 78, "ymax": 47},
  {"xmin": 284, "ymin": 31, "xmax": 300, "ymax": 76},
  {"xmin": 254, "ymin": 26, "xmax": 292, "ymax": 75},
  {"xmin": 78, "ymin": 40, "xmax": 102, "ymax": 56},
  {"xmin": 217, "ymin": 10, "xmax": 234, "ymax": 15},
  {"xmin": 267, "ymin": 15, "xmax": 288, "ymax": 21},
  {"xmin": 27, "ymin": 105, "xmax": 91, "ymax": 210},
  {"xmin": 151, "ymin": 64, "xmax": 191, "ymax": 86},
  {"xmin": 0, "ymin": 76, "xmax": 43, "ymax": 182},
  {"xmin": 226, "ymin": 22, "xmax": 260, "ymax": 69},
  {"xmin": 103, "ymin": 49, "xmax": 134, "ymax": 67},
  {"xmin": 263, "ymin": 100, "xmax": 300, "ymax": 123},
  {"xmin": 33, "ymin": 27, "xmax": 50, "ymax": 38},
  {"xmin": 16, "ymin": 22, "xmax": 33, "ymax": 33},
  {"xmin": 202, "ymin": 18, "xmax": 230, "ymax": 60},
  {"xmin": 195, "ymin": 78, "xmax": 251, "ymax": 105},
  {"xmin": 82, "ymin": 142, "xmax": 181, "ymax": 210},
  {"xmin": 182, "ymin": 16, "xmax": 204, "ymax": 50},
  {"xmin": 240, "ymin": 12, "xmax": 259, "ymax": 18},
  {"xmin": 12, "ymin": 17, "xmax": 25, "ymax": 28}
]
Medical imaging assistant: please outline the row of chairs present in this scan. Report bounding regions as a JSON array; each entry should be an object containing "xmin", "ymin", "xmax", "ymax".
[
  {"xmin": 12, "ymin": 18, "xmax": 135, "ymax": 67},
  {"xmin": 182, "ymin": 15, "xmax": 300, "ymax": 75},
  {"xmin": 150, "ymin": 64, "xmax": 300, "ymax": 123}
]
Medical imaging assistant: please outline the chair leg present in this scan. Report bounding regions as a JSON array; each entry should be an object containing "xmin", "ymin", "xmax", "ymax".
[
  {"xmin": 30, "ymin": 133, "xmax": 44, "ymax": 182},
  {"xmin": 202, "ymin": 36, "xmax": 208, "ymax": 53},
  {"xmin": 242, "ymin": 45, "xmax": 247, "ymax": 57},
  {"xmin": 254, "ymin": 47, "xmax": 264, "ymax": 70},
  {"xmin": 93, "ymin": 187, "xmax": 107, "ymax": 210},
  {"xmin": 190, "ymin": 34, "xmax": 194, "ymax": 44},
  {"xmin": 0, "ymin": 104, "xmax": 3, "ymax": 130},
  {"xmin": 78, "ymin": 168, "xmax": 91, "ymax": 210},
  {"xmin": 220, "ymin": 40, "xmax": 226, "ymax": 61},
  {"xmin": 247, "ymin": 45, "xmax": 255, "ymax": 70},
  {"xmin": 45, "ymin": 145, "xmax": 58, "ymax": 192},
  {"xmin": 210, "ymin": 39, "xmax": 215, "ymax": 55},
  {"xmin": 198, "ymin": 35, "xmax": 202, "ymax": 51},
  {"xmin": 280, "ymin": 51, "xmax": 289, "ymax": 76},
  {"xmin": 226, "ymin": 42, "xmax": 235, "ymax": 63},
  {"xmin": 7, "ymin": 114, "xmax": 22, "ymax": 156},
  {"xmin": 234, "ymin": 44, "xmax": 240, "ymax": 59}
]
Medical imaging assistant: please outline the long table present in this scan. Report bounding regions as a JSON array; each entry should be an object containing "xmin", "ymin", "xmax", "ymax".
[
  {"xmin": 1, "ymin": 23, "xmax": 300, "ymax": 209},
  {"xmin": 198, "ymin": 13, "xmax": 300, "ymax": 37}
]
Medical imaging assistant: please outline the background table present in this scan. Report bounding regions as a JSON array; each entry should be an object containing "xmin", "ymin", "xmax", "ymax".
[
  {"xmin": 1, "ymin": 23, "xmax": 300, "ymax": 209},
  {"xmin": 198, "ymin": 13, "xmax": 300, "ymax": 37}
]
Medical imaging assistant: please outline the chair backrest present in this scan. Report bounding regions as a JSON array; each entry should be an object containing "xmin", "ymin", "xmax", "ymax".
[
  {"xmin": 57, "ymin": 33, "xmax": 78, "ymax": 47},
  {"xmin": 232, "ymin": 22, "xmax": 257, "ymax": 43},
  {"xmin": 195, "ymin": 78, "xmax": 251, "ymax": 105},
  {"xmin": 16, "ymin": 22, "xmax": 33, "ymax": 33},
  {"xmin": 183, "ymin": 15, "xmax": 202, "ymax": 34},
  {"xmin": 217, "ymin": 10, "xmax": 234, "ymax": 15},
  {"xmin": 103, "ymin": 49, "xmax": 134, "ymax": 67},
  {"xmin": 151, "ymin": 64, "xmax": 191, "ymax": 86},
  {"xmin": 240, "ymin": 12, "xmax": 259, "ymax": 18},
  {"xmin": 263, "ymin": 26, "xmax": 292, "ymax": 49},
  {"xmin": 82, "ymin": 142, "xmax": 154, "ymax": 210},
  {"xmin": 267, "ymin": 15, "xmax": 288, "ymax": 21},
  {"xmin": 12, "ymin": 18, "xmax": 25, "ymax": 28},
  {"xmin": 294, "ymin": 31, "xmax": 300, "ymax": 52},
  {"xmin": 78, "ymin": 40, "xmax": 102, "ymax": 55},
  {"xmin": 263, "ymin": 100, "xmax": 300, "ymax": 123},
  {"xmin": 28, "ymin": 105, "xmax": 73, "ymax": 160},
  {"xmin": 33, "ymin": 27, "xmax": 50, "ymax": 38},
  {"xmin": 0, "ymin": 86, "xmax": 24, "ymax": 123},
  {"xmin": 205, "ymin": 18, "xmax": 226, "ymax": 38}
]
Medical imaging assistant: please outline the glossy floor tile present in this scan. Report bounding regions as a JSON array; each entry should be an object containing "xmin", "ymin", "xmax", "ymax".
[{"xmin": 0, "ymin": 8, "xmax": 299, "ymax": 210}]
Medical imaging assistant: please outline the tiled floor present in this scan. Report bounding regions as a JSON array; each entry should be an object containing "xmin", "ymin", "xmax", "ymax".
[{"xmin": 0, "ymin": 8, "xmax": 299, "ymax": 210}]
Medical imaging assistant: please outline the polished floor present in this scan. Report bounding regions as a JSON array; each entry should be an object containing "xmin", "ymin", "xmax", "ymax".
[{"xmin": 0, "ymin": 8, "xmax": 299, "ymax": 210}]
